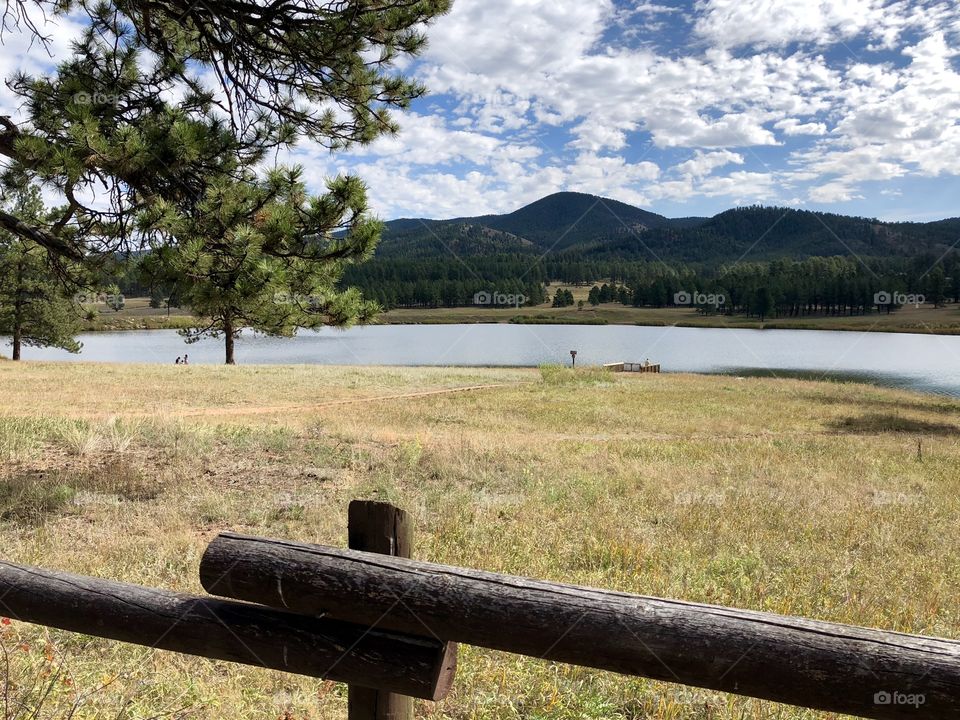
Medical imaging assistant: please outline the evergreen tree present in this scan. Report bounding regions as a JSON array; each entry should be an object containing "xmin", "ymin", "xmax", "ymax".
[
  {"xmin": 104, "ymin": 283, "xmax": 125, "ymax": 312},
  {"xmin": 149, "ymin": 288, "xmax": 166, "ymax": 309},
  {"xmin": 0, "ymin": 188, "xmax": 82, "ymax": 360},
  {"xmin": 0, "ymin": 0, "xmax": 450, "ymax": 261},
  {"xmin": 752, "ymin": 286, "xmax": 776, "ymax": 322},
  {"xmin": 926, "ymin": 267, "xmax": 946, "ymax": 308},
  {"xmin": 551, "ymin": 288, "xmax": 575, "ymax": 308},
  {"xmin": 141, "ymin": 167, "xmax": 379, "ymax": 364}
]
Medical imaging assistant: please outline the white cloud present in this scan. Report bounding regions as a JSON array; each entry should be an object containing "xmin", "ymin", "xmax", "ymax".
[
  {"xmin": 674, "ymin": 150, "xmax": 744, "ymax": 177},
  {"xmin": 808, "ymin": 180, "xmax": 864, "ymax": 203},
  {"xmin": 693, "ymin": 0, "xmax": 960, "ymax": 50},
  {"xmin": 4, "ymin": 0, "xmax": 960, "ymax": 218},
  {"xmin": 648, "ymin": 169, "xmax": 778, "ymax": 203},
  {"xmin": 0, "ymin": 11, "xmax": 85, "ymax": 117},
  {"xmin": 417, "ymin": 0, "xmax": 852, "ymax": 156},
  {"xmin": 792, "ymin": 30, "xmax": 960, "ymax": 202},
  {"xmin": 422, "ymin": 0, "xmax": 614, "ymax": 94},
  {"xmin": 775, "ymin": 119, "xmax": 829, "ymax": 136},
  {"xmin": 345, "ymin": 112, "xmax": 542, "ymax": 167}
]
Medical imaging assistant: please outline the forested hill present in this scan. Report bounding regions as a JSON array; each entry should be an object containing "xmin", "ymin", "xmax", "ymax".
[
  {"xmin": 376, "ymin": 192, "xmax": 680, "ymax": 258},
  {"xmin": 374, "ymin": 192, "xmax": 959, "ymax": 262}
]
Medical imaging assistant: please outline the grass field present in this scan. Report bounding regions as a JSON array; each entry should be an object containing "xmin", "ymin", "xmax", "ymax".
[
  {"xmin": 81, "ymin": 297, "xmax": 196, "ymax": 331},
  {"xmin": 382, "ymin": 293, "xmax": 960, "ymax": 334},
  {"xmin": 89, "ymin": 295, "xmax": 960, "ymax": 335},
  {"xmin": 1, "ymin": 362, "xmax": 959, "ymax": 719}
]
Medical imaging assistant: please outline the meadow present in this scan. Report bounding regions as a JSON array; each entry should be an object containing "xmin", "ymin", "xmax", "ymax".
[
  {"xmin": 0, "ymin": 361, "xmax": 958, "ymax": 719},
  {"xmin": 382, "ymin": 287, "xmax": 960, "ymax": 334},
  {"xmin": 86, "ymin": 295, "xmax": 960, "ymax": 335}
]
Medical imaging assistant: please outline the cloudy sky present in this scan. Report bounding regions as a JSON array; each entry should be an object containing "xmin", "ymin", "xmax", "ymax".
[
  {"xmin": 315, "ymin": 0, "xmax": 960, "ymax": 222},
  {"xmin": 5, "ymin": 0, "xmax": 960, "ymax": 222}
]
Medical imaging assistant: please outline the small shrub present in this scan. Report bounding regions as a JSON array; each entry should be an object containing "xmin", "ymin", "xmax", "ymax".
[
  {"xmin": 539, "ymin": 365, "xmax": 614, "ymax": 386},
  {"xmin": 78, "ymin": 459, "xmax": 164, "ymax": 501},
  {"xmin": 0, "ymin": 471, "xmax": 76, "ymax": 524},
  {"xmin": 58, "ymin": 422, "xmax": 102, "ymax": 456},
  {"xmin": 0, "ymin": 418, "xmax": 48, "ymax": 460}
]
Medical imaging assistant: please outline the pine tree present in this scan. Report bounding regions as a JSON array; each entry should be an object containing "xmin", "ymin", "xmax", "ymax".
[
  {"xmin": 752, "ymin": 286, "xmax": 776, "ymax": 322},
  {"xmin": 0, "ymin": 0, "xmax": 450, "ymax": 261},
  {"xmin": 926, "ymin": 267, "xmax": 946, "ymax": 308},
  {"xmin": 550, "ymin": 288, "xmax": 575, "ymax": 308},
  {"xmin": 0, "ymin": 188, "xmax": 82, "ymax": 360},
  {"xmin": 140, "ymin": 167, "xmax": 379, "ymax": 364}
]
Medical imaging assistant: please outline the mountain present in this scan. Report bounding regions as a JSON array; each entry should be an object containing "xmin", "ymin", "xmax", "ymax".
[
  {"xmin": 372, "ymin": 193, "xmax": 960, "ymax": 263},
  {"xmin": 471, "ymin": 191, "xmax": 673, "ymax": 247},
  {"xmin": 375, "ymin": 191, "xmax": 673, "ymax": 258}
]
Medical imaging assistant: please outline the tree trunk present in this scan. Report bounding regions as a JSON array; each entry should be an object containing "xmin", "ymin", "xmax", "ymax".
[
  {"xmin": 12, "ymin": 261, "xmax": 23, "ymax": 361},
  {"xmin": 224, "ymin": 314, "xmax": 236, "ymax": 365}
]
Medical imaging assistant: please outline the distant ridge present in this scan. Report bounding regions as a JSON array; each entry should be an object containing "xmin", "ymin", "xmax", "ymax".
[{"xmin": 374, "ymin": 192, "xmax": 960, "ymax": 262}]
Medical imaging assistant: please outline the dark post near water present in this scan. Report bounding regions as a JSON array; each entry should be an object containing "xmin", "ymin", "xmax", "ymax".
[
  {"xmin": 570, "ymin": 350, "xmax": 577, "ymax": 367},
  {"xmin": 348, "ymin": 501, "xmax": 415, "ymax": 720}
]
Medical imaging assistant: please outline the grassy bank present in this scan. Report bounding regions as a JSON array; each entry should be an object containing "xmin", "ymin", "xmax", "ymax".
[
  {"xmin": 81, "ymin": 296, "xmax": 197, "ymax": 331},
  {"xmin": 87, "ymin": 295, "xmax": 960, "ymax": 335},
  {"xmin": 1, "ymin": 363, "xmax": 958, "ymax": 719},
  {"xmin": 382, "ymin": 300, "xmax": 960, "ymax": 334}
]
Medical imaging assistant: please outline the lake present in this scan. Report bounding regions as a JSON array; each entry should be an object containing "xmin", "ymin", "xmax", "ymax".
[{"xmin": 7, "ymin": 324, "xmax": 960, "ymax": 396}]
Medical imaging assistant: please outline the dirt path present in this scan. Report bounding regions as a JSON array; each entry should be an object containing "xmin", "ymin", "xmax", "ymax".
[{"xmin": 156, "ymin": 382, "xmax": 530, "ymax": 419}]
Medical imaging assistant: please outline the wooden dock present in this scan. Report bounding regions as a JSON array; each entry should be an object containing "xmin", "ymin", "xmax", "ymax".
[{"xmin": 603, "ymin": 362, "xmax": 661, "ymax": 373}]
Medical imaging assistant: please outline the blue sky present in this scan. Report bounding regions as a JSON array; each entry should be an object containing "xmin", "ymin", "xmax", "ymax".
[
  {"xmin": 312, "ymin": 0, "xmax": 960, "ymax": 222},
  {"xmin": 6, "ymin": 0, "xmax": 960, "ymax": 222}
]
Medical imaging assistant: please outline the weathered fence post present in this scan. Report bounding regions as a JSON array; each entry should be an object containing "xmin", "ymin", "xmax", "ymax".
[{"xmin": 347, "ymin": 500, "xmax": 415, "ymax": 720}]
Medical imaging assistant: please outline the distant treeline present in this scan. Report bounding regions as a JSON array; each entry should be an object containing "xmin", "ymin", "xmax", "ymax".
[
  {"xmin": 341, "ymin": 255, "xmax": 550, "ymax": 308},
  {"xmin": 617, "ymin": 255, "xmax": 958, "ymax": 318},
  {"xmin": 342, "ymin": 252, "xmax": 960, "ymax": 317},
  {"xmin": 110, "ymin": 247, "xmax": 960, "ymax": 319}
]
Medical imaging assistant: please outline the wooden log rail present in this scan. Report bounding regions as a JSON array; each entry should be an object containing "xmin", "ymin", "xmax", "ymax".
[
  {"xmin": 0, "ymin": 560, "xmax": 456, "ymax": 700},
  {"xmin": 201, "ymin": 532, "xmax": 960, "ymax": 720}
]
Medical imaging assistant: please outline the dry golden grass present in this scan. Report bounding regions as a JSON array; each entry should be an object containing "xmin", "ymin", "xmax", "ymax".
[
  {"xmin": 382, "ymin": 298, "xmax": 960, "ymax": 333},
  {"xmin": 0, "ymin": 362, "xmax": 958, "ymax": 719},
  {"xmin": 0, "ymin": 363, "xmax": 532, "ymax": 418}
]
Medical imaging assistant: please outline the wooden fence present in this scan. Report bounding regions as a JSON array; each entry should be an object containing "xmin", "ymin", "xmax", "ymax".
[{"xmin": 2, "ymin": 500, "xmax": 959, "ymax": 720}]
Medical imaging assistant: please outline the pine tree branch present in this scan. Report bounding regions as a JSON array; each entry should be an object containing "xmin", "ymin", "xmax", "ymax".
[
  {"xmin": 0, "ymin": 208, "xmax": 84, "ymax": 260},
  {"xmin": 0, "ymin": 115, "xmax": 19, "ymax": 159}
]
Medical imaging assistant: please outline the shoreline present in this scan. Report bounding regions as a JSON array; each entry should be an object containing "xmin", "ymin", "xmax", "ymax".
[
  {"xmin": 81, "ymin": 314, "xmax": 960, "ymax": 336},
  {"xmin": 79, "ymin": 296, "xmax": 960, "ymax": 335},
  {"xmin": 2, "ymin": 358, "xmax": 957, "ymax": 399}
]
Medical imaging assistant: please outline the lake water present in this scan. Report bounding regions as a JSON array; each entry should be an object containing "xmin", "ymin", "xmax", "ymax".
[{"xmin": 7, "ymin": 324, "xmax": 960, "ymax": 396}]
